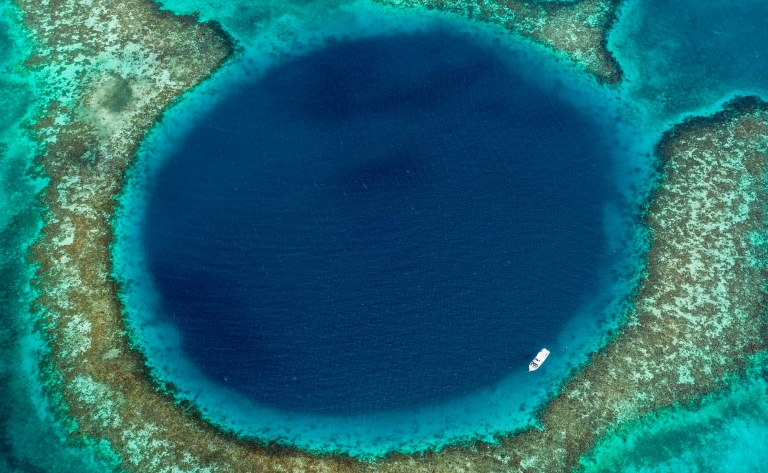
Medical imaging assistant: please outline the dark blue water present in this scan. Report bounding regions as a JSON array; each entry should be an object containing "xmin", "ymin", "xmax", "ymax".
[{"xmin": 144, "ymin": 30, "xmax": 616, "ymax": 415}]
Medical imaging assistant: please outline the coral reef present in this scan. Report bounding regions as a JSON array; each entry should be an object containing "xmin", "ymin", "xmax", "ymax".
[{"xmin": 375, "ymin": 0, "xmax": 623, "ymax": 83}]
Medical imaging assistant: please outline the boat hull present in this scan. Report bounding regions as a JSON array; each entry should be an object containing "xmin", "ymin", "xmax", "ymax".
[{"xmin": 529, "ymin": 348, "xmax": 550, "ymax": 371}]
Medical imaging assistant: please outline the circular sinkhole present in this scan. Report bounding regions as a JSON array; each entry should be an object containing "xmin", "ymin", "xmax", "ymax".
[{"xmin": 138, "ymin": 28, "xmax": 618, "ymax": 418}]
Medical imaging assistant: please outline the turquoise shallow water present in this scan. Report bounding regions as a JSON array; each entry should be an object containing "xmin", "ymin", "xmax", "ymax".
[
  {"xmin": 1, "ymin": 0, "xmax": 768, "ymax": 469},
  {"xmin": 582, "ymin": 366, "xmax": 768, "ymax": 473},
  {"xmin": 610, "ymin": 0, "xmax": 768, "ymax": 124},
  {"xmin": 0, "ymin": 5, "xmax": 110, "ymax": 472}
]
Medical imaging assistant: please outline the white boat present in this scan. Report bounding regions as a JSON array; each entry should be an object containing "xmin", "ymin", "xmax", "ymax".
[{"xmin": 528, "ymin": 348, "xmax": 550, "ymax": 371}]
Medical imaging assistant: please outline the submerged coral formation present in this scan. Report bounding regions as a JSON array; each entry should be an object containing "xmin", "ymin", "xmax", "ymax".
[
  {"xmin": 11, "ymin": 0, "xmax": 768, "ymax": 468},
  {"xmin": 17, "ymin": 0, "xmax": 237, "ymax": 468},
  {"xmin": 375, "ymin": 0, "xmax": 623, "ymax": 84}
]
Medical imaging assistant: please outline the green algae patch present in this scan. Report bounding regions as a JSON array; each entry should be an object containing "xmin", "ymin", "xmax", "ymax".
[
  {"xmin": 14, "ymin": 0, "xmax": 768, "ymax": 468},
  {"xmin": 374, "ymin": 0, "xmax": 624, "ymax": 84}
]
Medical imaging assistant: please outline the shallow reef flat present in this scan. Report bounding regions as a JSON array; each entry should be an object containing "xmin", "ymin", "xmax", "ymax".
[
  {"xmin": 374, "ymin": 0, "xmax": 623, "ymax": 84},
  {"xmin": 16, "ymin": 0, "xmax": 238, "ymax": 468},
  {"xmin": 12, "ymin": 0, "xmax": 768, "ymax": 470}
]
